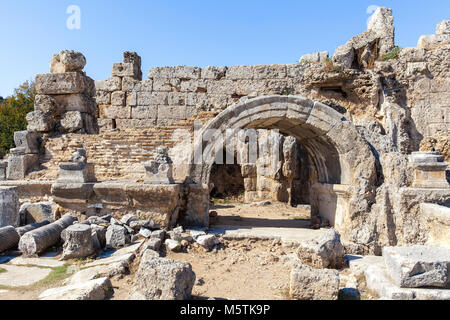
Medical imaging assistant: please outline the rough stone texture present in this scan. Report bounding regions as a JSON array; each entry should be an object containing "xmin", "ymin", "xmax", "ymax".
[
  {"xmin": 165, "ymin": 239, "xmax": 181, "ymax": 252},
  {"xmin": 365, "ymin": 262, "xmax": 450, "ymax": 300},
  {"xmin": 0, "ymin": 226, "xmax": 20, "ymax": 253},
  {"xmin": 420, "ymin": 203, "xmax": 450, "ymax": 248},
  {"xmin": 296, "ymin": 229, "xmax": 344, "ymax": 269},
  {"xmin": 0, "ymin": 187, "xmax": 19, "ymax": 227},
  {"xmin": 121, "ymin": 214, "xmax": 138, "ymax": 225},
  {"xmin": 146, "ymin": 237, "xmax": 162, "ymax": 251},
  {"xmin": 106, "ymin": 224, "xmax": 127, "ymax": 249},
  {"xmin": 50, "ymin": 50, "xmax": 87, "ymax": 73},
  {"xmin": 195, "ymin": 234, "xmax": 219, "ymax": 250},
  {"xmin": 129, "ymin": 251, "xmax": 196, "ymax": 300},
  {"xmin": 139, "ymin": 227, "xmax": 152, "ymax": 238},
  {"xmin": 0, "ymin": 162, "xmax": 6, "ymax": 181},
  {"xmin": 436, "ymin": 20, "xmax": 450, "ymax": 35},
  {"xmin": 39, "ymin": 277, "xmax": 113, "ymax": 300},
  {"xmin": 19, "ymin": 201, "xmax": 55, "ymax": 225},
  {"xmin": 62, "ymin": 224, "xmax": 95, "ymax": 259},
  {"xmin": 333, "ymin": 7, "xmax": 395, "ymax": 69},
  {"xmin": 61, "ymin": 111, "xmax": 84, "ymax": 132},
  {"xmin": 290, "ymin": 263, "xmax": 340, "ymax": 300},
  {"xmin": 383, "ymin": 245, "xmax": 450, "ymax": 288},
  {"xmin": 299, "ymin": 51, "xmax": 329, "ymax": 63},
  {"xmin": 14, "ymin": 131, "xmax": 40, "ymax": 154},
  {"xmin": 6, "ymin": 152, "xmax": 39, "ymax": 180}
]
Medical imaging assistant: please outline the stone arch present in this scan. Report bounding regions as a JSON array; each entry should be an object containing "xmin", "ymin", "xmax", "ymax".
[{"xmin": 187, "ymin": 95, "xmax": 378, "ymax": 240}]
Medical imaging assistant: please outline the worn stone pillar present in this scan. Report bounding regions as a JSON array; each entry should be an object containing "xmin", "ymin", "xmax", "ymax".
[
  {"xmin": 6, "ymin": 131, "xmax": 40, "ymax": 180},
  {"xmin": 409, "ymin": 151, "xmax": 449, "ymax": 189},
  {"xmin": 0, "ymin": 186, "xmax": 20, "ymax": 227},
  {"xmin": 51, "ymin": 148, "xmax": 96, "ymax": 211},
  {"xmin": 0, "ymin": 161, "xmax": 7, "ymax": 181}
]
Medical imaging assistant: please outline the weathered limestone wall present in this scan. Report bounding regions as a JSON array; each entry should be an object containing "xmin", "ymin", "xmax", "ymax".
[
  {"xmin": 3, "ymin": 7, "xmax": 447, "ymax": 254},
  {"xmin": 26, "ymin": 15, "xmax": 449, "ymax": 184}
]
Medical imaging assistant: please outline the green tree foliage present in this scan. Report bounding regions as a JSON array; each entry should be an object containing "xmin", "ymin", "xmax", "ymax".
[{"xmin": 0, "ymin": 81, "xmax": 35, "ymax": 155}]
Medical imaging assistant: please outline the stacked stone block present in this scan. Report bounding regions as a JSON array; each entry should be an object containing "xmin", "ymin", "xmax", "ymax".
[
  {"xmin": 95, "ymin": 52, "xmax": 144, "ymax": 132},
  {"xmin": 27, "ymin": 50, "xmax": 98, "ymax": 135},
  {"xmin": 6, "ymin": 131, "xmax": 40, "ymax": 180}
]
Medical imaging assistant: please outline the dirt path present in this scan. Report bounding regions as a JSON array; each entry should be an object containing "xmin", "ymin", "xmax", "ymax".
[{"xmin": 166, "ymin": 239, "xmax": 295, "ymax": 300}]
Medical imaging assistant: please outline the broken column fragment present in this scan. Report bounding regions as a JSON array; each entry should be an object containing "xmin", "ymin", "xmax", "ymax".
[
  {"xmin": 144, "ymin": 147, "xmax": 174, "ymax": 185},
  {"xmin": 0, "ymin": 226, "xmax": 20, "ymax": 253},
  {"xmin": 18, "ymin": 214, "xmax": 78, "ymax": 256},
  {"xmin": 16, "ymin": 221, "xmax": 51, "ymax": 237},
  {"xmin": 62, "ymin": 224, "xmax": 95, "ymax": 260}
]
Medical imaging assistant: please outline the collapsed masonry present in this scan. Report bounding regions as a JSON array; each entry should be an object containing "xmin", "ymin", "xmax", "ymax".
[{"xmin": 0, "ymin": 7, "xmax": 449, "ymax": 255}]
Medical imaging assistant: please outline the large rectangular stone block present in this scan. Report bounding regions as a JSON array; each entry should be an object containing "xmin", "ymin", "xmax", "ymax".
[
  {"xmin": 383, "ymin": 245, "xmax": 450, "ymax": 288},
  {"xmin": 131, "ymin": 106, "xmax": 157, "ymax": 119},
  {"xmin": 112, "ymin": 63, "xmax": 141, "ymax": 79},
  {"xmin": 0, "ymin": 186, "xmax": 20, "ymax": 227},
  {"xmin": 36, "ymin": 72, "xmax": 89, "ymax": 95},
  {"xmin": 95, "ymin": 77, "xmax": 122, "ymax": 92},
  {"xmin": 157, "ymin": 106, "xmax": 186, "ymax": 120},
  {"xmin": 6, "ymin": 154, "xmax": 39, "ymax": 180},
  {"xmin": 56, "ymin": 162, "xmax": 96, "ymax": 183},
  {"xmin": 14, "ymin": 131, "xmax": 40, "ymax": 154},
  {"xmin": 53, "ymin": 94, "xmax": 97, "ymax": 114}
]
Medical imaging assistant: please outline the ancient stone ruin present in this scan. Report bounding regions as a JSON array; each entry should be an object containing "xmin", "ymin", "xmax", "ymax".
[{"xmin": 0, "ymin": 7, "xmax": 448, "ymax": 300}]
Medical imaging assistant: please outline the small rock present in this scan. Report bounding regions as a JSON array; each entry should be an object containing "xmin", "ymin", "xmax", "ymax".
[
  {"xmin": 130, "ymin": 219, "xmax": 156, "ymax": 231},
  {"xmin": 209, "ymin": 211, "xmax": 218, "ymax": 218},
  {"xmin": 297, "ymin": 229, "xmax": 344, "ymax": 269},
  {"xmin": 196, "ymin": 234, "xmax": 220, "ymax": 250},
  {"xmin": 165, "ymin": 239, "xmax": 181, "ymax": 252},
  {"xmin": 250, "ymin": 200, "xmax": 271, "ymax": 207},
  {"xmin": 139, "ymin": 227, "xmax": 152, "ymax": 238},
  {"xmin": 151, "ymin": 230, "xmax": 166, "ymax": 241},
  {"xmin": 106, "ymin": 225, "xmax": 127, "ymax": 249},
  {"xmin": 181, "ymin": 240, "xmax": 189, "ymax": 247},
  {"xmin": 146, "ymin": 238, "xmax": 161, "ymax": 251}
]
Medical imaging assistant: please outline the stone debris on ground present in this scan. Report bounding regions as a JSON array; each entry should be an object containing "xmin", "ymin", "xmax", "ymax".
[
  {"xmin": 39, "ymin": 277, "xmax": 113, "ymax": 300},
  {"xmin": 129, "ymin": 250, "xmax": 196, "ymax": 300}
]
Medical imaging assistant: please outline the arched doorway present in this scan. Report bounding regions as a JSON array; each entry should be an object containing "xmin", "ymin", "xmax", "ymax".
[{"xmin": 188, "ymin": 95, "xmax": 378, "ymax": 241}]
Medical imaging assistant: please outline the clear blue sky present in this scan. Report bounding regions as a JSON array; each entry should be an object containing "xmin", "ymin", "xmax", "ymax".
[{"xmin": 0, "ymin": 0, "xmax": 449, "ymax": 97}]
